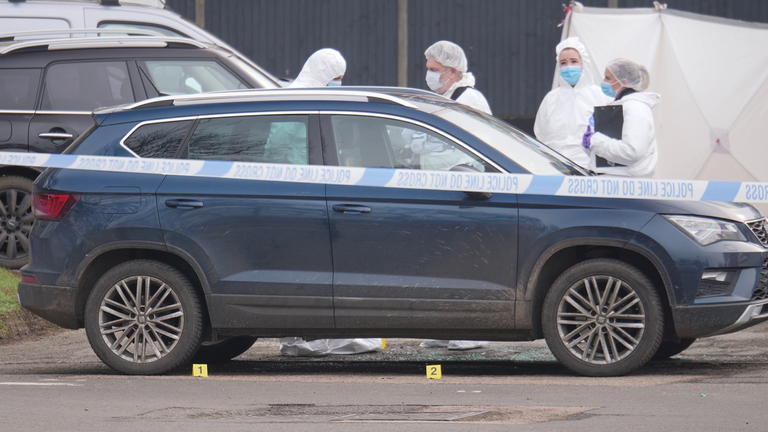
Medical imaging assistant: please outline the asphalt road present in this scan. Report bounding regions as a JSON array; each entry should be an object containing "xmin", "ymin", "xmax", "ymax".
[{"xmin": 2, "ymin": 322, "xmax": 768, "ymax": 432}]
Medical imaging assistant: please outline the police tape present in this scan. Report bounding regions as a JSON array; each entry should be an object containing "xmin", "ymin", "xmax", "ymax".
[{"xmin": 4, "ymin": 151, "xmax": 768, "ymax": 203}]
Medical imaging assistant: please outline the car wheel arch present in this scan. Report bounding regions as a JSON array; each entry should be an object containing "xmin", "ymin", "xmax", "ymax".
[
  {"xmin": 0, "ymin": 166, "xmax": 42, "ymax": 182},
  {"xmin": 524, "ymin": 241, "xmax": 673, "ymax": 340},
  {"xmin": 73, "ymin": 244, "xmax": 211, "ymax": 328}
]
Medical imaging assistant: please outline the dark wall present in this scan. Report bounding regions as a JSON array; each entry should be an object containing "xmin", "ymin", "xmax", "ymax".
[{"xmin": 164, "ymin": 0, "xmax": 768, "ymax": 124}]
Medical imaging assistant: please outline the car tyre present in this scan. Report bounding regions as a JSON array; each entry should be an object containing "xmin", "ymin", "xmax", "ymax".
[
  {"xmin": 192, "ymin": 337, "xmax": 259, "ymax": 364},
  {"xmin": 84, "ymin": 260, "xmax": 203, "ymax": 375},
  {"xmin": 0, "ymin": 175, "xmax": 35, "ymax": 269},
  {"xmin": 542, "ymin": 258, "xmax": 664, "ymax": 377},
  {"xmin": 652, "ymin": 338, "xmax": 697, "ymax": 361}
]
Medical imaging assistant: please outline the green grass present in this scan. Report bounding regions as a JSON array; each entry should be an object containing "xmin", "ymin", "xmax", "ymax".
[{"xmin": 0, "ymin": 268, "xmax": 21, "ymax": 318}]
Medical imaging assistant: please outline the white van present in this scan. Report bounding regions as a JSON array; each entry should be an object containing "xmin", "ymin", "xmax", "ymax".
[{"xmin": 0, "ymin": 0, "xmax": 282, "ymax": 87}]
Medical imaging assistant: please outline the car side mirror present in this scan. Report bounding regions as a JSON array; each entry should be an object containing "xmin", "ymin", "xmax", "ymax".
[{"xmin": 449, "ymin": 164, "xmax": 492, "ymax": 200}]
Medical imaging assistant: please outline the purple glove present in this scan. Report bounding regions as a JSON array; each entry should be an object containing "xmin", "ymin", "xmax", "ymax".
[{"xmin": 582, "ymin": 125, "xmax": 594, "ymax": 149}]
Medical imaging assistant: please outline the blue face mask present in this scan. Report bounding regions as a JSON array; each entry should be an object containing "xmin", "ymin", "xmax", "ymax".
[
  {"xmin": 327, "ymin": 80, "xmax": 342, "ymax": 87},
  {"xmin": 560, "ymin": 66, "xmax": 582, "ymax": 86},
  {"xmin": 601, "ymin": 81, "xmax": 617, "ymax": 98}
]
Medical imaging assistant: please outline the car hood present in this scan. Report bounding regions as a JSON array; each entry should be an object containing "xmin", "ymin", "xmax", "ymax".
[{"xmin": 652, "ymin": 200, "xmax": 763, "ymax": 222}]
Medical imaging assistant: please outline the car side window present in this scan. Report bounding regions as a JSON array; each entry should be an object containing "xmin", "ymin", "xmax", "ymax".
[
  {"xmin": 123, "ymin": 120, "xmax": 193, "ymax": 158},
  {"xmin": 0, "ymin": 69, "xmax": 41, "ymax": 110},
  {"xmin": 141, "ymin": 60, "xmax": 247, "ymax": 96},
  {"xmin": 41, "ymin": 62, "xmax": 134, "ymax": 111},
  {"xmin": 188, "ymin": 115, "xmax": 309, "ymax": 164},
  {"xmin": 331, "ymin": 115, "xmax": 491, "ymax": 172}
]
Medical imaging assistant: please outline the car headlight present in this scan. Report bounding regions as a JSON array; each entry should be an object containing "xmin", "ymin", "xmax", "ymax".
[{"xmin": 664, "ymin": 215, "xmax": 746, "ymax": 245}]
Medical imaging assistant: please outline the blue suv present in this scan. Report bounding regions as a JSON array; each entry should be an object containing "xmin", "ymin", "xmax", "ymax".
[{"xmin": 18, "ymin": 88, "xmax": 768, "ymax": 376}]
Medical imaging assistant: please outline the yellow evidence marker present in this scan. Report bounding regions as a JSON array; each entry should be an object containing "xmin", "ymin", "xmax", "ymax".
[
  {"xmin": 192, "ymin": 364, "xmax": 208, "ymax": 377},
  {"xmin": 381, "ymin": 338, "xmax": 387, "ymax": 349},
  {"xmin": 426, "ymin": 364, "xmax": 442, "ymax": 379}
]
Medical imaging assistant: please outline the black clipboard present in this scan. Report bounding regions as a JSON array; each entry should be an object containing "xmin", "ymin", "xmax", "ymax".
[{"xmin": 593, "ymin": 105, "xmax": 626, "ymax": 168}]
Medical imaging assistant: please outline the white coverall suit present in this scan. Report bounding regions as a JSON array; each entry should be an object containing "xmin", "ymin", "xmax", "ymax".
[
  {"xmin": 277, "ymin": 48, "xmax": 382, "ymax": 357},
  {"xmin": 534, "ymin": 37, "xmax": 610, "ymax": 168}
]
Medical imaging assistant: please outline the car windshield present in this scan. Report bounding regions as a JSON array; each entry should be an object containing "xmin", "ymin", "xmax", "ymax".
[
  {"xmin": 392, "ymin": 93, "xmax": 587, "ymax": 175},
  {"xmin": 434, "ymin": 106, "xmax": 587, "ymax": 175}
]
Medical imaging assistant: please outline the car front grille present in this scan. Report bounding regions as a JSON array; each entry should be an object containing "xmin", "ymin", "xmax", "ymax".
[
  {"xmin": 752, "ymin": 257, "xmax": 768, "ymax": 301},
  {"xmin": 746, "ymin": 218, "xmax": 768, "ymax": 247}
]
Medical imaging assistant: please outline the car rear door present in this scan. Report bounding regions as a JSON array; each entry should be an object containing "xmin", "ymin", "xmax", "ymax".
[
  {"xmin": 0, "ymin": 68, "xmax": 41, "ymax": 153},
  {"xmin": 322, "ymin": 113, "xmax": 519, "ymax": 335},
  {"xmin": 155, "ymin": 112, "xmax": 335, "ymax": 332},
  {"xmin": 30, "ymin": 60, "xmax": 142, "ymax": 154}
]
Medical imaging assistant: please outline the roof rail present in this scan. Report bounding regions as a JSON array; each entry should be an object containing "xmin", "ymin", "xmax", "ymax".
[
  {"xmin": 0, "ymin": 28, "xmax": 165, "ymax": 43},
  {"xmin": 124, "ymin": 88, "xmax": 420, "ymax": 110},
  {"xmin": 0, "ymin": 35, "xmax": 206, "ymax": 55}
]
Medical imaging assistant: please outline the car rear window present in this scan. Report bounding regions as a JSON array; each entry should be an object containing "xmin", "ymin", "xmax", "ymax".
[
  {"xmin": 0, "ymin": 69, "xmax": 41, "ymax": 110},
  {"xmin": 123, "ymin": 120, "xmax": 193, "ymax": 158}
]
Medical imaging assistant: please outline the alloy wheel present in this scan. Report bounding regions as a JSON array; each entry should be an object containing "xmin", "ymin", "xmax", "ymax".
[
  {"xmin": 556, "ymin": 275, "xmax": 646, "ymax": 364},
  {"xmin": 0, "ymin": 187, "xmax": 33, "ymax": 264},
  {"xmin": 98, "ymin": 275, "xmax": 185, "ymax": 363}
]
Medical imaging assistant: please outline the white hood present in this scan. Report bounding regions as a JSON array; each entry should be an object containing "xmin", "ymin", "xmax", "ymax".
[
  {"xmin": 555, "ymin": 36, "xmax": 599, "ymax": 89},
  {"xmin": 290, "ymin": 48, "xmax": 346, "ymax": 88},
  {"xmin": 534, "ymin": 36, "xmax": 610, "ymax": 167}
]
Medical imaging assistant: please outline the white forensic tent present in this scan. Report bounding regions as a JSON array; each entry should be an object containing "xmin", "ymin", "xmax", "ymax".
[{"xmin": 557, "ymin": 3, "xmax": 768, "ymax": 213}]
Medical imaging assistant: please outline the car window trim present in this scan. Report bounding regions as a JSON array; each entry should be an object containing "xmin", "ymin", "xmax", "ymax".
[
  {"xmin": 319, "ymin": 114, "xmax": 339, "ymax": 166},
  {"xmin": 174, "ymin": 117, "xmax": 200, "ymax": 160},
  {"xmin": 308, "ymin": 115, "xmax": 323, "ymax": 166},
  {"xmin": 126, "ymin": 60, "xmax": 147, "ymax": 102},
  {"xmin": 318, "ymin": 110, "xmax": 507, "ymax": 174},
  {"xmin": 34, "ymin": 111, "xmax": 93, "ymax": 115}
]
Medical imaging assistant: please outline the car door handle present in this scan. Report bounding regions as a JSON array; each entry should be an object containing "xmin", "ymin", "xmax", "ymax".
[
  {"xmin": 165, "ymin": 199, "xmax": 204, "ymax": 208},
  {"xmin": 38, "ymin": 132, "xmax": 74, "ymax": 140},
  {"xmin": 332, "ymin": 204, "xmax": 372, "ymax": 214}
]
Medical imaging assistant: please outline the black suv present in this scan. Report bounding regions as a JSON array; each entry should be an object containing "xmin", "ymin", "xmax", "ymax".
[{"xmin": 0, "ymin": 32, "xmax": 279, "ymax": 268}]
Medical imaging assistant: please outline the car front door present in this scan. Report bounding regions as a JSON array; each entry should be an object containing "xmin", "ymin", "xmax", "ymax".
[
  {"xmin": 323, "ymin": 114, "xmax": 519, "ymax": 336},
  {"xmin": 155, "ymin": 113, "xmax": 335, "ymax": 332}
]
